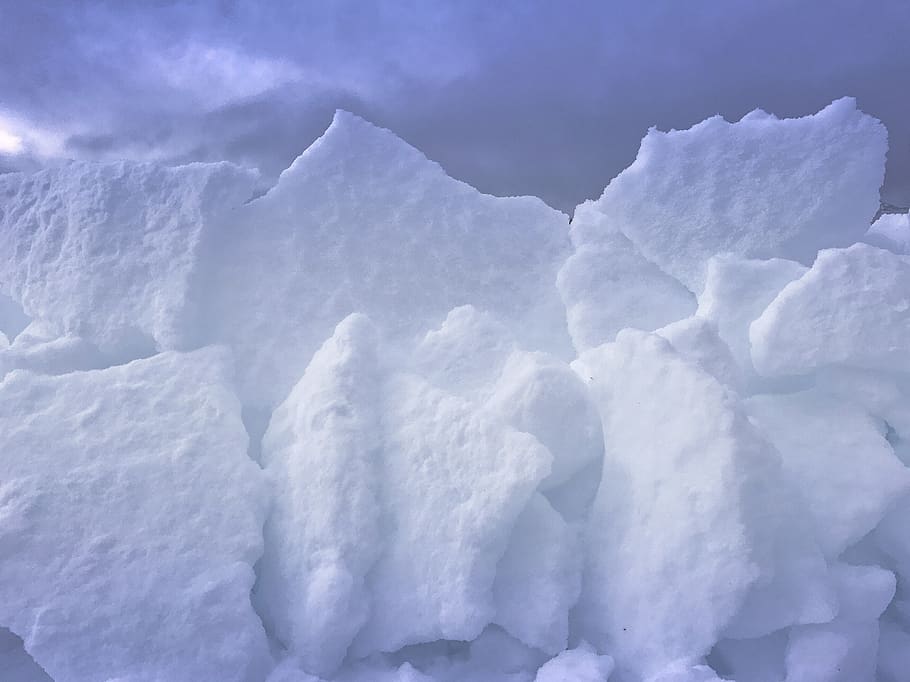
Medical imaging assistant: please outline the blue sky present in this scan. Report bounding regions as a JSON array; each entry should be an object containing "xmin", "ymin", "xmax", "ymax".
[{"xmin": 1, "ymin": 0, "xmax": 908, "ymax": 212}]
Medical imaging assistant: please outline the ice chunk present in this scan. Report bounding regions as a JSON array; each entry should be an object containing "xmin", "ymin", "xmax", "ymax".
[
  {"xmin": 577, "ymin": 98, "xmax": 885, "ymax": 291},
  {"xmin": 353, "ymin": 371, "xmax": 551, "ymax": 654},
  {"xmin": 492, "ymin": 493, "xmax": 581, "ymax": 654},
  {"xmin": 0, "ymin": 161, "xmax": 257, "ymax": 354},
  {"xmin": 0, "ymin": 349, "xmax": 270, "ymax": 682},
  {"xmin": 487, "ymin": 350, "xmax": 603, "ymax": 490},
  {"xmin": 696, "ymin": 255, "xmax": 807, "ymax": 375},
  {"xmin": 784, "ymin": 564, "xmax": 895, "ymax": 682},
  {"xmin": 557, "ymin": 223, "xmax": 695, "ymax": 352},
  {"xmin": 865, "ymin": 211, "xmax": 910, "ymax": 254},
  {"xmin": 573, "ymin": 330, "xmax": 779, "ymax": 677},
  {"xmin": 534, "ymin": 642, "xmax": 614, "ymax": 682},
  {"xmin": 256, "ymin": 314, "xmax": 384, "ymax": 677},
  {"xmin": 751, "ymin": 244, "xmax": 910, "ymax": 377},
  {"xmin": 745, "ymin": 389, "xmax": 910, "ymax": 557},
  {"xmin": 198, "ymin": 111, "xmax": 571, "ymax": 406}
]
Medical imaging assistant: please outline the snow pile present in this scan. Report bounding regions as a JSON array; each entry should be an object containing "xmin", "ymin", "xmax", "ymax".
[{"xmin": 1, "ymin": 98, "xmax": 908, "ymax": 682}]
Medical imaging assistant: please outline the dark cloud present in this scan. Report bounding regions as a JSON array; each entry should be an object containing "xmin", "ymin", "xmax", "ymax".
[{"xmin": 1, "ymin": 0, "xmax": 908, "ymax": 212}]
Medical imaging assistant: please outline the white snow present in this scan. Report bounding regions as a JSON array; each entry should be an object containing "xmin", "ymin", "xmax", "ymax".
[
  {"xmin": 0, "ymin": 349, "xmax": 270, "ymax": 682},
  {"xmin": 574, "ymin": 97, "xmax": 886, "ymax": 292},
  {"xmin": 1, "ymin": 99, "xmax": 908, "ymax": 682}
]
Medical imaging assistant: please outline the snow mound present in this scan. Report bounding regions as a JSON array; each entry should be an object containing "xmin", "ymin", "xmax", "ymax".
[{"xmin": 1, "ymin": 99, "xmax": 908, "ymax": 682}]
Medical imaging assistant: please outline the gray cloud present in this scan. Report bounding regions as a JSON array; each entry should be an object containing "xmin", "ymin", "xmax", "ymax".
[{"xmin": 1, "ymin": 0, "xmax": 908, "ymax": 213}]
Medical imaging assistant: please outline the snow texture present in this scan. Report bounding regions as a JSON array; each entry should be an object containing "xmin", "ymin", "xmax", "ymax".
[
  {"xmin": 0, "ymin": 349, "xmax": 270, "ymax": 682},
  {"xmin": 0, "ymin": 99, "xmax": 907, "ymax": 682},
  {"xmin": 573, "ymin": 97, "xmax": 886, "ymax": 292}
]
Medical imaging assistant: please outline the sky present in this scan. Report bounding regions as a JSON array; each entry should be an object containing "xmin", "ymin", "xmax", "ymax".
[{"xmin": 0, "ymin": 0, "xmax": 908, "ymax": 213}]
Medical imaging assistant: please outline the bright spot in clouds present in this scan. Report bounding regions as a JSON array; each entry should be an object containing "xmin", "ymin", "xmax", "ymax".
[{"xmin": 0, "ymin": 124, "xmax": 23, "ymax": 155}]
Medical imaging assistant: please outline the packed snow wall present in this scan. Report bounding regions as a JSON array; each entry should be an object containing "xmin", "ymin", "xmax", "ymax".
[{"xmin": 0, "ymin": 98, "xmax": 908, "ymax": 682}]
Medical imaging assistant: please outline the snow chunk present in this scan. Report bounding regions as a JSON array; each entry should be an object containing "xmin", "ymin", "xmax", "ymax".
[
  {"xmin": 865, "ymin": 211, "xmax": 910, "ymax": 254},
  {"xmin": 751, "ymin": 244, "xmax": 910, "ymax": 376},
  {"xmin": 785, "ymin": 564, "xmax": 895, "ymax": 682},
  {"xmin": 656, "ymin": 316, "xmax": 740, "ymax": 389},
  {"xmin": 198, "ymin": 111, "xmax": 571, "ymax": 406},
  {"xmin": 745, "ymin": 389, "xmax": 910, "ymax": 558},
  {"xmin": 487, "ymin": 350, "xmax": 603, "ymax": 490},
  {"xmin": 557, "ymin": 221, "xmax": 695, "ymax": 352},
  {"xmin": 574, "ymin": 330, "xmax": 777, "ymax": 677},
  {"xmin": 697, "ymin": 255, "xmax": 807, "ymax": 375},
  {"xmin": 0, "ymin": 349, "xmax": 270, "ymax": 682},
  {"xmin": 353, "ymin": 371, "xmax": 551, "ymax": 654},
  {"xmin": 412, "ymin": 305, "xmax": 515, "ymax": 395},
  {"xmin": 492, "ymin": 493, "xmax": 581, "ymax": 654},
  {"xmin": 0, "ymin": 161, "xmax": 257, "ymax": 354},
  {"xmin": 534, "ymin": 642, "xmax": 614, "ymax": 682},
  {"xmin": 258, "ymin": 315, "xmax": 552, "ymax": 666},
  {"xmin": 578, "ymin": 98, "xmax": 886, "ymax": 291},
  {"xmin": 256, "ymin": 314, "xmax": 384, "ymax": 677}
]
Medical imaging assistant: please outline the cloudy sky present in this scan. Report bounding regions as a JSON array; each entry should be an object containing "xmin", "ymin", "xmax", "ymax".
[{"xmin": 1, "ymin": 0, "xmax": 908, "ymax": 213}]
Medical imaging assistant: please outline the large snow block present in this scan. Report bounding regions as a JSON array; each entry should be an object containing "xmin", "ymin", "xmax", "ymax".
[
  {"xmin": 256, "ymin": 314, "xmax": 384, "ymax": 677},
  {"xmin": 573, "ymin": 330, "xmax": 782, "ymax": 677},
  {"xmin": 0, "ymin": 161, "xmax": 257, "ymax": 354},
  {"xmin": 0, "ymin": 349, "xmax": 270, "ymax": 682},
  {"xmin": 196, "ymin": 111, "xmax": 572, "ymax": 406},
  {"xmin": 575, "ymin": 98, "xmax": 886, "ymax": 292},
  {"xmin": 751, "ymin": 243, "xmax": 910, "ymax": 377},
  {"xmin": 257, "ymin": 315, "xmax": 552, "ymax": 669}
]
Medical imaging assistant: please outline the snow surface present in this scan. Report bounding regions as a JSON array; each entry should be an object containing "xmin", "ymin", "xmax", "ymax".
[{"xmin": 0, "ymin": 100, "xmax": 907, "ymax": 681}]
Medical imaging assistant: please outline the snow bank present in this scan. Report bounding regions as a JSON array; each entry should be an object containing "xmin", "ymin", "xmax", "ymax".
[{"xmin": 0, "ymin": 99, "xmax": 907, "ymax": 682}]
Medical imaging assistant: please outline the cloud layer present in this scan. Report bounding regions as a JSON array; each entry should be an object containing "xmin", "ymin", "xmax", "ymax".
[{"xmin": 1, "ymin": 0, "xmax": 908, "ymax": 212}]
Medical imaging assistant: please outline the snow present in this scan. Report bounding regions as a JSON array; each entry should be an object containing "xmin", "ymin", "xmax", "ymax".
[
  {"xmin": 865, "ymin": 211, "xmax": 910, "ymax": 254},
  {"xmin": 1, "ymin": 99, "xmax": 909, "ymax": 682},
  {"xmin": 572, "ymin": 329, "xmax": 777, "ymax": 678},
  {"xmin": 557, "ymin": 221, "xmax": 695, "ymax": 352},
  {"xmin": 0, "ymin": 161, "xmax": 257, "ymax": 354},
  {"xmin": 534, "ymin": 642, "xmax": 614, "ymax": 682},
  {"xmin": 751, "ymin": 243, "xmax": 910, "ymax": 377},
  {"xmin": 574, "ymin": 97, "xmax": 886, "ymax": 292},
  {"xmin": 0, "ymin": 349, "xmax": 270, "ymax": 682},
  {"xmin": 193, "ymin": 111, "xmax": 572, "ymax": 406}
]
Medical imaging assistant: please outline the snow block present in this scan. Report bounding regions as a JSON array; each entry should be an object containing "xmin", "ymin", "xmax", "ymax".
[
  {"xmin": 0, "ymin": 161, "xmax": 257, "ymax": 354},
  {"xmin": 745, "ymin": 389, "xmax": 910, "ymax": 558},
  {"xmin": 751, "ymin": 244, "xmax": 910, "ymax": 377},
  {"xmin": 256, "ymin": 314, "xmax": 384, "ymax": 677},
  {"xmin": 573, "ymin": 330, "xmax": 780, "ymax": 677},
  {"xmin": 197, "ymin": 111, "xmax": 571, "ymax": 406},
  {"xmin": 578, "ymin": 98, "xmax": 886, "ymax": 291},
  {"xmin": 0, "ymin": 349, "xmax": 270, "ymax": 682}
]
